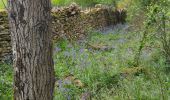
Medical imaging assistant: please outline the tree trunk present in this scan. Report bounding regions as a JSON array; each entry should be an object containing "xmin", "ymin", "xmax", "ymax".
[{"xmin": 8, "ymin": 0, "xmax": 55, "ymax": 100}]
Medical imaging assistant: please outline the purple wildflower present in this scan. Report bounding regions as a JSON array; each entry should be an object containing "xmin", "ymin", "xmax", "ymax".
[
  {"xmin": 63, "ymin": 80, "xmax": 72, "ymax": 85},
  {"xmin": 55, "ymin": 47, "xmax": 61, "ymax": 52},
  {"xmin": 80, "ymin": 48, "xmax": 85, "ymax": 53},
  {"xmin": 67, "ymin": 44, "xmax": 73, "ymax": 48},
  {"xmin": 118, "ymin": 38, "xmax": 126, "ymax": 43},
  {"xmin": 67, "ymin": 95, "xmax": 71, "ymax": 100},
  {"xmin": 64, "ymin": 51, "xmax": 70, "ymax": 57},
  {"xmin": 58, "ymin": 80, "xmax": 63, "ymax": 88},
  {"xmin": 71, "ymin": 49, "xmax": 76, "ymax": 60}
]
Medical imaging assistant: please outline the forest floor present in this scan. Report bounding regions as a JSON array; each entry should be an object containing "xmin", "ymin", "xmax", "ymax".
[
  {"xmin": 0, "ymin": 1, "xmax": 170, "ymax": 98},
  {"xmin": 1, "ymin": 23, "xmax": 170, "ymax": 99},
  {"xmin": 52, "ymin": 24, "xmax": 170, "ymax": 99},
  {"xmin": 0, "ymin": 22, "xmax": 170, "ymax": 99}
]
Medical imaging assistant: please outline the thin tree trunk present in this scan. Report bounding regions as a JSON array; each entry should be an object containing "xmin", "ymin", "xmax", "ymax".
[{"xmin": 8, "ymin": 0, "xmax": 55, "ymax": 100}]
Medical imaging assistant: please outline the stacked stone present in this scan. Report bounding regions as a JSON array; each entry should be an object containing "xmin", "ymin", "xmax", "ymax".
[
  {"xmin": 0, "ymin": 11, "xmax": 12, "ymax": 62},
  {"xmin": 52, "ymin": 3, "xmax": 86, "ymax": 41},
  {"xmin": 52, "ymin": 3, "xmax": 126, "ymax": 41},
  {"xmin": 0, "ymin": 4, "xmax": 127, "ymax": 61},
  {"xmin": 82, "ymin": 7, "xmax": 115, "ymax": 30}
]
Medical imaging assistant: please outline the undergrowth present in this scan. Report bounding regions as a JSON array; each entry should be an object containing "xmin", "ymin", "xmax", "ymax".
[
  {"xmin": 0, "ymin": 0, "xmax": 170, "ymax": 99},
  {"xmin": 52, "ymin": 30, "xmax": 170, "ymax": 99},
  {"xmin": 0, "ymin": 28, "xmax": 170, "ymax": 100}
]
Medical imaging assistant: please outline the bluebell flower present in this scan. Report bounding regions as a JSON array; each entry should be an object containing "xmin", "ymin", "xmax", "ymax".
[
  {"xmin": 64, "ymin": 80, "xmax": 72, "ymax": 85},
  {"xmin": 64, "ymin": 51, "xmax": 70, "ymax": 57},
  {"xmin": 118, "ymin": 38, "xmax": 126, "ymax": 43},
  {"xmin": 55, "ymin": 47, "xmax": 61, "ymax": 52},
  {"xmin": 67, "ymin": 44, "xmax": 73, "ymax": 48},
  {"xmin": 58, "ymin": 80, "xmax": 63, "ymax": 88},
  {"xmin": 67, "ymin": 95, "xmax": 71, "ymax": 100},
  {"xmin": 80, "ymin": 48, "xmax": 85, "ymax": 53}
]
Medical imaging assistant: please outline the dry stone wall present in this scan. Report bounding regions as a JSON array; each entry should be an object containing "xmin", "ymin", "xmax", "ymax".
[
  {"xmin": 0, "ymin": 11, "xmax": 12, "ymax": 62},
  {"xmin": 0, "ymin": 4, "xmax": 126, "ymax": 61},
  {"xmin": 52, "ymin": 3, "xmax": 126, "ymax": 40}
]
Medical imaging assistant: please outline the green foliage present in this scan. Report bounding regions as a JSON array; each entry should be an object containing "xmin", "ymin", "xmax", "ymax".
[
  {"xmin": 52, "ymin": 30, "xmax": 170, "ymax": 99},
  {"xmin": 126, "ymin": 0, "xmax": 145, "ymax": 24},
  {"xmin": 0, "ymin": 29, "xmax": 170, "ymax": 99},
  {"xmin": 0, "ymin": 0, "xmax": 6, "ymax": 9},
  {"xmin": 0, "ymin": 0, "xmax": 117, "ymax": 8},
  {"xmin": 134, "ymin": 0, "xmax": 170, "ymax": 66},
  {"xmin": 147, "ymin": 0, "xmax": 170, "ymax": 64},
  {"xmin": 0, "ymin": 63, "xmax": 13, "ymax": 99},
  {"xmin": 126, "ymin": 0, "xmax": 170, "ymax": 67},
  {"xmin": 74, "ymin": 0, "xmax": 116, "ymax": 7},
  {"xmin": 0, "ymin": 0, "xmax": 170, "ymax": 99},
  {"xmin": 140, "ymin": 0, "xmax": 152, "ymax": 7},
  {"xmin": 51, "ymin": 0, "xmax": 72, "ymax": 6}
]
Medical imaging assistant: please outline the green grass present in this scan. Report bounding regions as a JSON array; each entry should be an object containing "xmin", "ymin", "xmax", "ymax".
[
  {"xmin": 0, "ymin": 28, "xmax": 170, "ymax": 99},
  {"xmin": 0, "ymin": 0, "xmax": 170, "ymax": 98},
  {"xmin": 0, "ymin": 63, "xmax": 13, "ymax": 99},
  {"xmin": 0, "ymin": 0, "xmax": 170, "ymax": 99},
  {"xmin": 52, "ymin": 30, "xmax": 170, "ymax": 99}
]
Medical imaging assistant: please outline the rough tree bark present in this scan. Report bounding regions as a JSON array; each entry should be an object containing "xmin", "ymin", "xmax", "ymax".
[{"xmin": 8, "ymin": 0, "xmax": 55, "ymax": 100}]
